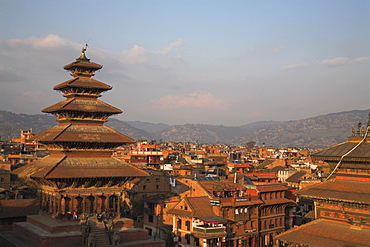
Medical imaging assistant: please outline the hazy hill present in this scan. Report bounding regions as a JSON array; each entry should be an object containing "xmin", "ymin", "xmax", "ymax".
[
  {"xmin": 0, "ymin": 111, "xmax": 152, "ymax": 141},
  {"xmin": 1, "ymin": 109, "xmax": 369, "ymax": 149},
  {"xmin": 123, "ymin": 121, "xmax": 170, "ymax": 132},
  {"xmin": 152, "ymin": 110, "xmax": 369, "ymax": 148}
]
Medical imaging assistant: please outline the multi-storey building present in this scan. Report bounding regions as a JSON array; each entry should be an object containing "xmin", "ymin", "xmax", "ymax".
[
  {"xmin": 123, "ymin": 169, "xmax": 172, "ymax": 217},
  {"xmin": 130, "ymin": 141, "xmax": 164, "ymax": 168},
  {"xmin": 163, "ymin": 178, "xmax": 293, "ymax": 247},
  {"xmin": 254, "ymin": 184, "xmax": 293, "ymax": 246},
  {"xmin": 168, "ymin": 196, "xmax": 228, "ymax": 247}
]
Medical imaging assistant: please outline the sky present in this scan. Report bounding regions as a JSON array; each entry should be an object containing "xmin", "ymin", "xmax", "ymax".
[{"xmin": 1, "ymin": 0, "xmax": 369, "ymax": 126}]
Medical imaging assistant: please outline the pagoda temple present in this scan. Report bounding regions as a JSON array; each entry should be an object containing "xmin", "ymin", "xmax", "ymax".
[
  {"xmin": 8, "ymin": 48, "xmax": 165, "ymax": 247},
  {"xmin": 275, "ymin": 117, "xmax": 370, "ymax": 246}
]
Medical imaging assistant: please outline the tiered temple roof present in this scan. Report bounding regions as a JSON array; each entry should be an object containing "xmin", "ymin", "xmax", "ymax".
[{"xmin": 14, "ymin": 48, "xmax": 147, "ymax": 217}]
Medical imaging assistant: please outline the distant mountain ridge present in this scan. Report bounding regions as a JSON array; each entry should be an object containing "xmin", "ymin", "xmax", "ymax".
[
  {"xmin": 123, "ymin": 121, "xmax": 170, "ymax": 132},
  {"xmin": 0, "ymin": 109, "xmax": 369, "ymax": 149}
]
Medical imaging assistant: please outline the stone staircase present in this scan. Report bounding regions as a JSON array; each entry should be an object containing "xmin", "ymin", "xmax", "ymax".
[{"xmin": 88, "ymin": 217, "xmax": 111, "ymax": 247}]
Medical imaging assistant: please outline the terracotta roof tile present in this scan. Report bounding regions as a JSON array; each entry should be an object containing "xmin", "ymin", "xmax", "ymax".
[
  {"xmin": 312, "ymin": 141, "xmax": 370, "ymax": 162},
  {"xmin": 295, "ymin": 178, "xmax": 370, "ymax": 203},
  {"xmin": 63, "ymin": 61, "xmax": 102, "ymax": 70},
  {"xmin": 167, "ymin": 197, "xmax": 226, "ymax": 220},
  {"xmin": 42, "ymin": 98, "xmax": 122, "ymax": 114},
  {"xmin": 256, "ymin": 184, "xmax": 288, "ymax": 192},
  {"xmin": 275, "ymin": 219, "xmax": 370, "ymax": 247},
  {"xmin": 186, "ymin": 197, "xmax": 217, "ymax": 218},
  {"xmin": 286, "ymin": 171, "xmax": 307, "ymax": 183},
  {"xmin": 166, "ymin": 208, "xmax": 193, "ymax": 218},
  {"xmin": 199, "ymin": 180, "xmax": 245, "ymax": 191},
  {"xmin": 14, "ymin": 156, "xmax": 148, "ymax": 179},
  {"xmin": 0, "ymin": 199, "xmax": 39, "ymax": 218},
  {"xmin": 54, "ymin": 77, "xmax": 111, "ymax": 91},
  {"xmin": 262, "ymin": 198, "xmax": 293, "ymax": 206},
  {"xmin": 31, "ymin": 124, "xmax": 134, "ymax": 144}
]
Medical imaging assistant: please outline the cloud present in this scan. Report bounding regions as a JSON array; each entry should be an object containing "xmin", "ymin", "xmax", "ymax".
[
  {"xmin": 7, "ymin": 35, "xmax": 79, "ymax": 50},
  {"xmin": 283, "ymin": 63, "xmax": 309, "ymax": 70},
  {"xmin": 273, "ymin": 45, "xmax": 284, "ymax": 53},
  {"xmin": 284, "ymin": 56, "xmax": 370, "ymax": 70},
  {"xmin": 121, "ymin": 39, "xmax": 184, "ymax": 65},
  {"xmin": 351, "ymin": 57, "xmax": 370, "ymax": 63},
  {"xmin": 151, "ymin": 90, "xmax": 231, "ymax": 110},
  {"xmin": 319, "ymin": 57, "xmax": 349, "ymax": 67},
  {"xmin": 153, "ymin": 39, "xmax": 184, "ymax": 55},
  {"xmin": 318, "ymin": 57, "xmax": 370, "ymax": 67},
  {"xmin": 121, "ymin": 44, "xmax": 147, "ymax": 64}
]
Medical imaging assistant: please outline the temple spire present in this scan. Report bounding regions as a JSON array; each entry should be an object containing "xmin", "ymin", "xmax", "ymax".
[{"xmin": 77, "ymin": 45, "xmax": 90, "ymax": 62}]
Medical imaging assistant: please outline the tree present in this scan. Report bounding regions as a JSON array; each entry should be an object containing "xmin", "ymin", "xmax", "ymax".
[
  {"xmin": 165, "ymin": 231, "xmax": 175, "ymax": 247},
  {"xmin": 130, "ymin": 198, "xmax": 144, "ymax": 220},
  {"xmin": 5, "ymin": 126, "xmax": 15, "ymax": 140},
  {"xmin": 246, "ymin": 141, "xmax": 256, "ymax": 149}
]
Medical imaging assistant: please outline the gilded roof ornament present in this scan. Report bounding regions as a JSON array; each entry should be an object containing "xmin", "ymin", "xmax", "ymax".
[{"xmin": 77, "ymin": 44, "xmax": 90, "ymax": 62}]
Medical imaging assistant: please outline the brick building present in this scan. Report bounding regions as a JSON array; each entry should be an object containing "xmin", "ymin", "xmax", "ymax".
[{"xmin": 160, "ymin": 178, "xmax": 293, "ymax": 247}]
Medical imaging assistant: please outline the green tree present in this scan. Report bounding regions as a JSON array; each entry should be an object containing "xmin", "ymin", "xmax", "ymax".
[
  {"xmin": 165, "ymin": 231, "xmax": 175, "ymax": 247},
  {"xmin": 246, "ymin": 141, "xmax": 256, "ymax": 149},
  {"xmin": 130, "ymin": 198, "xmax": 144, "ymax": 220}
]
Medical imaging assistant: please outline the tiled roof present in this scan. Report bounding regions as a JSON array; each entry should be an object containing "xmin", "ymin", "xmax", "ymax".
[
  {"xmin": 31, "ymin": 124, "xmax": 134, "ymax": 144},
  {"xmin": 259, "ymin": 159, "xmax": 276, "ymax": 167},
  {"xmin": 270, "ymin": 166, "xmax": 286, "ymax": 172},
  {"xmin": 64, "ymin": 61, "xmax": 102, "ymax": 70},
  {"xmin": 13, "ymin": 156, "xmax": 148, "ymax": 179},
  {"xmin": 42, "ymin": 98, "xmax": 122, "ymax": 114},
  {"xmin": 275, "ymin": 219, "xmax": 370, "ymax": 247},
  {"xmin": 167, "ymin": 197, "xmax": 223, "ymax": 219},
  {"xmin": 295, "ymin": 178, "xmax": 370, "ymax": 203},
  {"xmin": 312, "ymin": 141, "xmax": 370, "ymax": 162},
  {"xmin": 199, "ymin": 180, "xmax": 245, "ymax": 191},
  {"xmin": 54, "ymin": 77, "xmax": 112, "ymax": 91},
  {"xmin": 286, "ymin": 171, "xmax": 307, "ymax": 183},
  {"xmin": 166, "ymin": 209, "xmax": 193, "ymax": 218},
  {"xmin": 220, "ymin": 200, "xmax": 262, "ymax": 207},
  {"xmin": 256, "ymin": 184, "xmax": 288, "ymax": 192},
  {"xmin": 198, "ymin": 216, "xmax": 228, "ymax": 223},
  {"xmin": 187, "ymin": 197, "xmax": 217, "ymax": 218},
  {"xmin": 0, "ymin": 199, "xmax": 39, "ymax": 218},
  {"xmin": 261, "ymin": 198, "xmax": 293, "ymax": 206}
]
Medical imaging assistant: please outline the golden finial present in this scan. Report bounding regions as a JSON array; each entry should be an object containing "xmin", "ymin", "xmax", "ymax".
[{"xmin": 77, "ymin": 44, "xmax": 89, "ymax": 62}]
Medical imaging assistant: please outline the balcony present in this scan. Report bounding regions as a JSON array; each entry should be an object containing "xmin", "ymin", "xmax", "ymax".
[
  {"xmin": 131, "ymin": 151, "xmax": 163, "ymax": 155},
  {"xmin": 192, "ymin": 226, "xmax": 227, "ymax": 238},
  {"xmin": 230, "ymin": 213, "xmax": 251, "ymax": 221}
]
